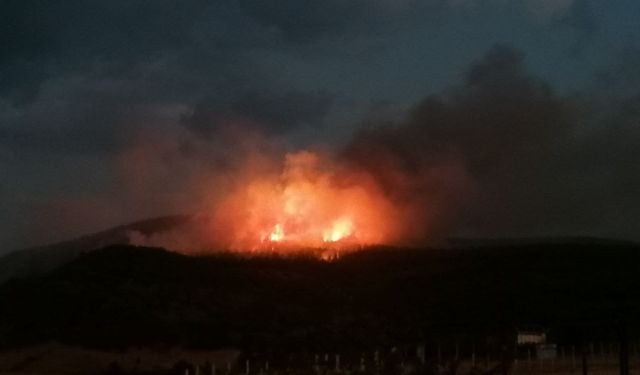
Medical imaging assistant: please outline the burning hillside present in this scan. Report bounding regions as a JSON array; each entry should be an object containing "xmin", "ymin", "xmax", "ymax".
[
  {"xmin": 122, "ymin": 122, "xmax": 473, "ymax": 257},
  {"xmin": 211, "ymin": 151, "xmax": 406, "ymax": 252},
  {"xmin": 120, "ymin": 130, "xmax": 470, "ymax": 258}
]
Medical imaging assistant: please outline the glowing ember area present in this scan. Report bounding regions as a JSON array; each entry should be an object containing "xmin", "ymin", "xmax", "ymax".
[
  {"xmin": 323, "ymin": 217, "xmax": 354, "ymax": 243},
  {"xmin": 213, "ymin": 151, "xmax": 404, "ymax": 253},
  {"xmin": 269, "ymin": 224, "xmax": 284, "ymax": 242}
]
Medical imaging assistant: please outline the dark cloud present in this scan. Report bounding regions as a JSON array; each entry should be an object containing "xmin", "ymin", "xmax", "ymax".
[
  {"xmin": 238, "ymin": 0, "xmax": 367, "ymax": 41},
  {"xmin": 0, "ymin": 0, "xmax": 295, "ymax": 157},
  {"xmin": 560, "ymin": 0, "xmax": 600, "ymax": 55},
  {"xmin": 0, "ymin": 0, "xmax": 55, "ymax": 103},
  {"xmin": 0, "ymin": 0, "xmax": 199, "ymax": 103},
  {"xmin": 593, "ymin": 46, "xmax": 640, "ymax": 98},
  {"xmin": 236, "ymin": 0, "xmax": 453, "ymax": 49},
  {"xmin": 183, "ymin": 90, "xmax": 334, "ymax": 137},
  {"xmin": 343, "ymin": 45, "xmax": 640, "ymax": 240},
  {"xmin": 0, "ymin": 0, "xmax": 278, "ymax": 106},
  {"xmin": 577, "ymin": 46, "xmax": 640, "ymax": 236}
]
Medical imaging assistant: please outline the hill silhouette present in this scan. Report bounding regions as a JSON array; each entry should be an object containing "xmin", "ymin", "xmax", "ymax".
[
  {"xmin": 1, "ymin": 243, "xmax": 640, "ymax": 352},
  {"xmin": 0, "ymin": 215, "xmax": 192, "ymax": 284}
]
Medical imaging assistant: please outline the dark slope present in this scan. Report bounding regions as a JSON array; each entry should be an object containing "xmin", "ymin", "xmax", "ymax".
[
  {"xmin": 0, "ymin": 215, "xmax": 191, "ymax": 283},
  {"xmin": 1, "ymin": 243, "xmax": 640, "ymax": 351},
  {"xmin": 3, "ymin": 217, "xmax": 633, "ymax": 287}
]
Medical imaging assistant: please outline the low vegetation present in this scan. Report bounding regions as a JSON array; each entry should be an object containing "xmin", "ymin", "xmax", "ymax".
[{"xmin": 1, "ymin": 243, "xmax": 639, "ymax": 352}]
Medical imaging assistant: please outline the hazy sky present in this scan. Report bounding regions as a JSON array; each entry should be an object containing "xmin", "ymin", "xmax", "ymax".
[{"xmin": 1, "ymin": 0, "xmax": 639, "ymax": 252}]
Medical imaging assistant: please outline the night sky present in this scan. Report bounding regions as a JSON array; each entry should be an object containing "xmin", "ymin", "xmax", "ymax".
[{"xmin": 1, "ymin": 0, "xmax": 640, "ymax": 252}]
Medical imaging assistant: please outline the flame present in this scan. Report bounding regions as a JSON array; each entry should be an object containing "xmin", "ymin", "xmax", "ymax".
[
  {"xmin": 323, "ymin": 217, "xmax": 354, "ymax": 242},
  {"xmin": 212, "ymin": 150, "xmax": 405, "ymax": 253},
  {"xmin": 269, "ymin": 224, "xmax": 284, "ymax": 242}
]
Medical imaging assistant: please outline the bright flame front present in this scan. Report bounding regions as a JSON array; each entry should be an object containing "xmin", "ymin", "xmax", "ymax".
[
  {"xmin": 269, "ymin": 224, "xmax": 284, "ymax": 242},
  {"xmin": 323, "ymin": 217, "xmax": 354, "ymax": 242},
  {"xmin": 213, "ymin": 151, "xmax": 402, "ymax": 252}
]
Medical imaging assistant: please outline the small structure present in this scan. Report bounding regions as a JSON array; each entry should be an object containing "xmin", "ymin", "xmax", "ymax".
[
  {"xmin": 516, "ymin": 327, "xmax": 556, "ymax": 359},
  {"xmin": 516, "ymin": 330, "xmax": 547, "ymax": 346}
]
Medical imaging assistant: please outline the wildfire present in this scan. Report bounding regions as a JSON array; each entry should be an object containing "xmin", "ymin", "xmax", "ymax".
[
  {"xmin": 213, "ymin": 150, "xmax": 404, "ymax": 253},
  {"xmin": 323, "ymin": 217, "xmax": 354, "ymax": 242},
  {"xmin": 266, "ymin": 216, "xmax": 354, "ymax": 245},
  {"xmin": 269, "ymin": 224, "xmax": 284, "ymax": 242}
]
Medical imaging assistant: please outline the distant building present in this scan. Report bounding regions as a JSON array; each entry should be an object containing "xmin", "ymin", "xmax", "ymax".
[
  {"xmin": 516, "ymin": 328, "xmax": 556, "ymax": 359},
  {"xmin": 516, "ymin": 331, "xmax": 546, "ymax": 346}
]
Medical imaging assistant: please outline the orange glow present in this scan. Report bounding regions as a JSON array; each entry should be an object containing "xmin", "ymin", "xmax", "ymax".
[
  {"xmin": 323, "ymin": 217, "xmax": 354, "ymax": 242},
  {"xmin": 269, "ymin": 224, "xmax": 284, "ymax": 242},
  {"xmin": 212, "ymin": 150, "xmax": 405, "ymax": 253}
]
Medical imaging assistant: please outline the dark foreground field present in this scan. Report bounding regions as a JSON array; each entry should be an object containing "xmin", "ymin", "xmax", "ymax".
[{"xmin": 1, "ymin": 241, "xmax": 640, "ymax": 353}]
